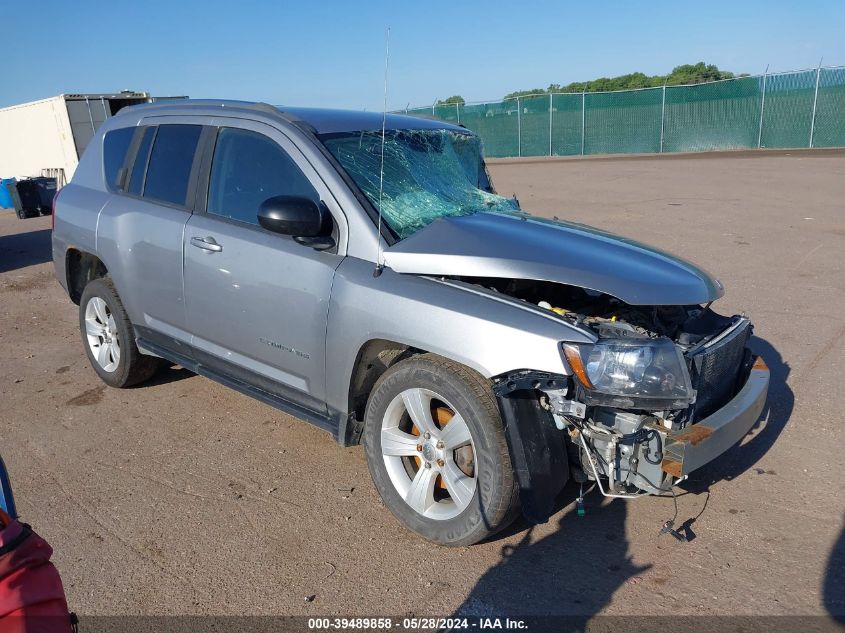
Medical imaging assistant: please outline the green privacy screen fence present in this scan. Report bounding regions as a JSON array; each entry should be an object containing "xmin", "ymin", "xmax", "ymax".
[{"xmin": 404, "ymin": 66, "xmax": 845, "ymax": 158}]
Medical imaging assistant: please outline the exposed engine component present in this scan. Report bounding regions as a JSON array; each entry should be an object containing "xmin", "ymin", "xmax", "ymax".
[
  {"xmin": 456, "ymin": 276, "xmax": 735, "ymax": 347},
  {"xmin": 482, "ymin": 276, "xmax": 753, "ymax": 502},
  {"xmin": 580, "ymin": 408, "xmax": 669, "ymax": 494},
  {"xmin": 540, "ymin": 388, "xmax": 585, "ymax": 425}
]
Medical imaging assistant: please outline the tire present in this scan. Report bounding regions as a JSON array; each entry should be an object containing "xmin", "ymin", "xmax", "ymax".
[
  {"xmin": 15, "ymin": 206, "xmax": 37, "ymax": 219},
  {"xmin": 363, "ymin": 353, "xmax": 520, "ymax": 546},
  {"xmin": 79, "ymin": 277, "xmax": 159, "ymax": 388}
]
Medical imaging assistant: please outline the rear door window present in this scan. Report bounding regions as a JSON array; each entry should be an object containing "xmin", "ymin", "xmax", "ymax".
[
  {"xmin": 102, "ymin": 127, "xmax": 135, "ymax": 191},
  {"xmin": 206, "ymin": 127, "xmax": 319, "ymax": 226},
  {"xmin": 142, "ymin": 125, "xmax": 202, "ymax": 206}
]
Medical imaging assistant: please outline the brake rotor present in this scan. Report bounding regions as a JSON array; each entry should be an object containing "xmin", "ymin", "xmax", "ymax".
[
  {"xmin": 410, "ymin": 423, "xmax": 421, "ymax": 468},
  {"xmin": 434, "ymin": 406, "xmax": 453, "ymax": 427},
  {"xmin": 434, "ymin": 406, "xmax": 453, "ymax": 490}
]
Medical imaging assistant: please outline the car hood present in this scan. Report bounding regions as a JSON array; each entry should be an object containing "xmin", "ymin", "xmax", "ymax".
[{"xmin": 383, "ymin": 211, "xmax": 724, "ymax": 306}]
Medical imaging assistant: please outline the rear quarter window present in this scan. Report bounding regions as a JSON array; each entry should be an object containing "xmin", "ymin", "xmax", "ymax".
[
  {"xmin": 142, "ymin": 124, "xmax": 203, "ymax": 207},
  {"xmin": 102, "ymin": 127, "xmax": 135, "ymax": 191}
]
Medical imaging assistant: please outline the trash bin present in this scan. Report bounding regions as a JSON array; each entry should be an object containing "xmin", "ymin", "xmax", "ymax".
[
  {"xmin": 30, "ymin": 177, "xmax": 57, "ymax": 214},
  {"xmin": 5, "ymin": 179, "xmax": 43, "ymax": 219},
  {"xmin": 0, "ymin": 178, "xmax": 15, "ymax": 209},
  {"xmin": 6, "ymin": 178, "xmax": 51, "ymax": 220}
]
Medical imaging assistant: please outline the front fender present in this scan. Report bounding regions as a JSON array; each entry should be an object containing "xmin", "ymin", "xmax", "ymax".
[{"xmin": 325, "ymin": 258, "xmax": 592, "ymax": 418}]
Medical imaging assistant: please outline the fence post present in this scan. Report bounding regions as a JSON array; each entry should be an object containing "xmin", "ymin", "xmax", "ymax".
[
  {"xmin": 580, "ymin": 90, "xmax": 586, "ymax": 155},
  {"xmin": 809, "ymin": 64, "xmax": 822, "ymax": 148},
  {"xmin": 516, "ymin": 96, "xmax": 522, "ymax": 158},
  {"xmin": 456, "ymin": 102, "xmax": 460, "ymax": 124},
  {"xmin": 548, "ymin": 93, "xmax": 553, "ymax": 156},
  {"xmin": 757, "ymin": 66, "xmax": 768, "ymax": 148},
  {"xmin": 660, "ymin": 84, "xmax": 666, "ymax": 153}
]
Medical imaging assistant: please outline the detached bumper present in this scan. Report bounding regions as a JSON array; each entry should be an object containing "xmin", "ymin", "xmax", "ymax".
[{"xmin": 661, "ymin": 356, "xmax": 769, "ymax": 478}]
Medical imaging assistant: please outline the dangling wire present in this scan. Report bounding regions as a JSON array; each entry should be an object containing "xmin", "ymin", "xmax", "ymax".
[{"xmin": 374, "ymin": 27, "xmax": 390, "ymax": 278}]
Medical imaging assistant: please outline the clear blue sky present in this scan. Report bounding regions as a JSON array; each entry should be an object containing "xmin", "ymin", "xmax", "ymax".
[{"xmin": 3, "ymin": 0, "xmax": 843, "ymax": 110}]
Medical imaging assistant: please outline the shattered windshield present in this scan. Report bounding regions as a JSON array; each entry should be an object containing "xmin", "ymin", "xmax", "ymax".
[{"xmin": 320, "ymin": 129, "xmax": 519, "ymax": 240}]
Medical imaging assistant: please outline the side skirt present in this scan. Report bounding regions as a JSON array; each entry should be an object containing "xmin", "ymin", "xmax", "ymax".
[{"xmin": 136, "ymin": 334, "xmax": 340, "ymax": 436}]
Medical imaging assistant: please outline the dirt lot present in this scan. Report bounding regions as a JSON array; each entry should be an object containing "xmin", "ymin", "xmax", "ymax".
[{"xmin": 1, "ymin": 152, "xmax": 844, "ymax": 619}]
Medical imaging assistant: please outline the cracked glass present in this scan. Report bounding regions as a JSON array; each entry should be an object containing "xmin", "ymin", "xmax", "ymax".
[{"xmin": 320, "ymin": 129, "xmax": 518, "ymax": 240}]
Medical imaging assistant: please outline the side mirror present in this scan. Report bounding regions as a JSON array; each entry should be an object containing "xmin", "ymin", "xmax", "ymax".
[{"xmin": 258, "ymin": 196, "xmax": 325, "ymax": 237}]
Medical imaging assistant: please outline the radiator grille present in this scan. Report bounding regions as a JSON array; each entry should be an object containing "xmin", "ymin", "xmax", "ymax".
[{"xmin": 689, "ymin": 320, "xmax": 751, "ymax": 419}]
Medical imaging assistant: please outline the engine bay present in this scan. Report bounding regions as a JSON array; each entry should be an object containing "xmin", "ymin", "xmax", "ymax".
[
  {"xmin": 455, "ymin": 276, "xmax": 736, "ymax": 347},
  {"xmin": 475, "ymin": 276, "xmax": 754, "ymax": 500}
]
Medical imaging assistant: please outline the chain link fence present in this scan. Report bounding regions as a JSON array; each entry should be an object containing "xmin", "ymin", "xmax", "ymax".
[{"xmin": 404, "ymin": 66, "xmax": 845, "ymax": 158}]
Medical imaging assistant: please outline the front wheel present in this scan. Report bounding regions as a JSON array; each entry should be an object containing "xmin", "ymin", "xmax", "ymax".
[{"xmin": 363, "ymin": 354, "xmax": 519, "ymax": 546}]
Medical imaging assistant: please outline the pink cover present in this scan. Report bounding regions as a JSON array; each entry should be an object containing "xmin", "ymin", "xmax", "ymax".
[
  {"xmin": 0, "ymin": 522, "xmax": 22, "ymax": 551},
  {"xmin": 0, "ymin": 521, "xmax": 72, "ymax": 633}
]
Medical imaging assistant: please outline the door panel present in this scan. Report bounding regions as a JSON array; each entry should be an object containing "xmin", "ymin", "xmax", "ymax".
[
  {"xmin": 183, "ymin": 123, "xmax": 344, "ymax": 413},
  {"xmin": 97, "ymin": 123, "xmax": 204, "ymax": 353},
  {"xmin": 97, "ymin": 194, "xmax": 192, "ymax": 349},
  {"xmin": 183, "ymin": 215, "xmax": 341, "ymax": 411}
]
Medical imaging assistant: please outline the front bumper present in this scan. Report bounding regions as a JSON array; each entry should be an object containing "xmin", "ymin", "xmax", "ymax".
[{"xmin": 661, "ymin": 356, "xmax": 770, "ymax": 478}]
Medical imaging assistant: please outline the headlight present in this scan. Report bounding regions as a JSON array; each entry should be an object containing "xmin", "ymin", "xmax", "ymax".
[{"xmin": 562, "ymin": 339, "xmax": 694, "ymax": 409}]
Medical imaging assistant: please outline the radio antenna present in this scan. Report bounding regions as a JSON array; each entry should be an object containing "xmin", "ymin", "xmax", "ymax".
[{"xmin": 373, "ymin": 26, "xmax": 390, "ymax": 278}]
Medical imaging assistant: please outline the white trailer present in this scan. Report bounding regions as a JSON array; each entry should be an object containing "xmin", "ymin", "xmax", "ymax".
[{"xmin": 0, "ymin": 92, "xmax": 185, "ymax": 184}]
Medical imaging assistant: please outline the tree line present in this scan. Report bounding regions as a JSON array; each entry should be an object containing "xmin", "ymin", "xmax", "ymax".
[{"xmin": 435, "ymin": 63, "xmax": 744, "ymax": 106}]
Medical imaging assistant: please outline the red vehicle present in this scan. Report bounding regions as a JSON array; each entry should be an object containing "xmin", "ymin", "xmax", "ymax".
[{"xmin": 0, "ymin": 457, "xmax": 73, "ymax": 633}]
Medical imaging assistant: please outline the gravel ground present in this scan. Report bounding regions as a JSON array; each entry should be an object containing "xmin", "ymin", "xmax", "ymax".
[{"xmin": 1, "ymin": 151, "xmax": 843, "ymax": 619}]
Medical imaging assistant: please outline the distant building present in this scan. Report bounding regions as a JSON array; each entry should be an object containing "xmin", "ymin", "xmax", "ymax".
[{"xmin": 0, "ymin": 91, "xmax": 187, "ymax": 183}]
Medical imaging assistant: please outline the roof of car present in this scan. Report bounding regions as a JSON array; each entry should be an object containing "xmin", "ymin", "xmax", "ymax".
[
  {"xmin": 280, "ymin": 106, "xmax": 464, "ymax": 134},
  {"xmin": 123, "ymin": 100, "xmax": 465, "ymax": 135}
]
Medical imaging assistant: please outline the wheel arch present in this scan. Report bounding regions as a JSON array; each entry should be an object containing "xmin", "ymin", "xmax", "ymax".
[
  {"xmin": 341, "ymin": 338, "xmax": 425, "ymax": 447},
  {"xmin": 65, "ymin": 248, "xmax": 109, "ymax": 305}
]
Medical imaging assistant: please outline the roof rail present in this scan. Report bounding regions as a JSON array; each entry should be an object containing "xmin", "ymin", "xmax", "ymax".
[{"xmin": 122, "ymin": 99, "xmax": 287, "ymax": 117}]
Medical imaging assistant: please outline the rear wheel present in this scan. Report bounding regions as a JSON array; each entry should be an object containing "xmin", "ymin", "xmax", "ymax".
[
  {"xmin": 363, "ymin": 354, "xmax": 519, "ymax": 546},
  {"xmin": 79, "ymin": 277, "xmax": 160, "ymax": 388}
]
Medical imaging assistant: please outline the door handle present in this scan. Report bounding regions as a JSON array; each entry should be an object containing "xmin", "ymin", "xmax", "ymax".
[{"xmin": 190, "ymin": 236, "xmax": 223, "ymax": 253}]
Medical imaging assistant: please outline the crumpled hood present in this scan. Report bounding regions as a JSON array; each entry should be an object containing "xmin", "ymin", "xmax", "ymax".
[{"xmin": 383, "ymin": 211, "xmax": 724, "ymax": 306}]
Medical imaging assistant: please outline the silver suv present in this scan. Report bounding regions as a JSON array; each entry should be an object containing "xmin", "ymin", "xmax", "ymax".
[{"xmin": 52, "ymin": 100, "xmax": 769, "ymax": 546}]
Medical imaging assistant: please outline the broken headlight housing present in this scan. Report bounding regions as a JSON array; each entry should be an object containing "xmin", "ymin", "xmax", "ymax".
[{"xmin": 563, "ymin": 339, "xmax": 694, "ymax": 409}]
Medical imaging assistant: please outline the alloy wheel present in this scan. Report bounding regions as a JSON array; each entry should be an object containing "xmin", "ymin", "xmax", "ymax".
[
  {"xmin": 380, "ymin": 387, "xmax": 477, "ymax": 520},
  {"xmin": 84, "ymin": 297, "xmax": 120, "ymax": 372}
]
